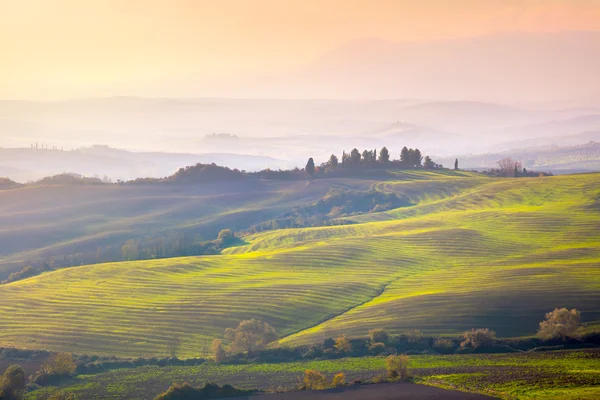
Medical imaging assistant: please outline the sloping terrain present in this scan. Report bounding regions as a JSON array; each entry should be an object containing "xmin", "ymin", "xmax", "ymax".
[
  {"xmin": 0, "ymin": 171, "xmax": 598, "ymax": 357},
  {"xmin": 0, "ymin": 177, "xmax": 375, "ymax": 278}
]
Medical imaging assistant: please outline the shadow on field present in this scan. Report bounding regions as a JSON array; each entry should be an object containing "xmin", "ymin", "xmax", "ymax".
[{"xmin": 243, "ymin": 383, "xmax": 497, "ymax": 399}]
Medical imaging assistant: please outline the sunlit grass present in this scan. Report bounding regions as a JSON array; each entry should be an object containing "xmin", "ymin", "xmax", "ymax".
[{"xmin": 1, "ymin": 171, "xmax": 600, "ymax": 358}]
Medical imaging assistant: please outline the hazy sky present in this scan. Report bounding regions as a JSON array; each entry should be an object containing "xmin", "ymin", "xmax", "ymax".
[{"xmin": 2, "ymin": 0, "xmax": 600, "ymax": 100}]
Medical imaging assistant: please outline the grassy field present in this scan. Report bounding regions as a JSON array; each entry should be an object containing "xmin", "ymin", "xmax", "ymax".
[
  {"xmin": 0, "ymin": 178, "xmax": 375, "ymax": 278},
  {"xmin": 0, "ymin": 171, "xmax": 599, "ymax": 357},
  {"xmin": 27, "ymin": 349, "xmax": 600, "ymax": 400}
]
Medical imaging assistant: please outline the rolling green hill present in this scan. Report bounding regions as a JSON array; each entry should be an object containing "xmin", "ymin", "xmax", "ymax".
[
  {"xmin": 0, "ymin": 177, "xmax": 376, "ymax": 278},
  {"xmin": 0, "ymin": 171, "xmax": 598, "ymax": 357}
]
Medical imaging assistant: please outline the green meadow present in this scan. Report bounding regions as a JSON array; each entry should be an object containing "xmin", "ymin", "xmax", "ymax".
[
  {"xmin": 28, "ymin": 350, "xmax": 600, "ymax": 400},
  {"xmin": 0, "ymin": 171, "xmax": 599, "ymax": 358}
]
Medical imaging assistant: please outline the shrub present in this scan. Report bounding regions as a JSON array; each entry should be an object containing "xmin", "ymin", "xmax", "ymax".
[
  {"xmin": 369, "ymin": 328, "xmax": 389, "ymax": 344},
  {"xmin": 368, "ymin": 342, "xmax": 387, "ymax": 355},
  {"xmin": 538, "ymin": 308, "xmax": 583, "ymax": 341},
  {"xmin": 154, "ymin": 382, "xmax": 253, "ymax": 400},
  {"xmin": 405, "ymin": 329, "xmax": 423, "ymax": 344},
  {"xmin": 33, "ymin": 353, "xmax": 77, "ymax": 385},
  {"xmin": 211, "ymin": 339, "xmax": 226, "ymax": 364},
  {"xmin": 461, "ymin": 328, "xmax": 496, "ymax": 349},
  {"xmin": 331, "ymin": 372, "xmax": 346, "ymax": 388},
  {"xmin": 386, "ymin": 354, "xmax": 410, "ymax": 380},
  {"xmin": 334, "ymin": 334, "xmax": 352, "ymax": 353},
  {"xmin": 303, "ymin": 370, "xmax": 327, "ymax": 390},
  {"xmin": 0, "ymin": 364, "xmax": 26, "ymax": 400}
]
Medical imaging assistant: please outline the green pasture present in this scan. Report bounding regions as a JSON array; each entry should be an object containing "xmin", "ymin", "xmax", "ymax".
[
  {"xmin": 27, "ymin": 350, "xmax": 600, "ymax": 400},
  {"xmin": 0, "ymin": 171, "xmax": 599, "ymax": 357}
]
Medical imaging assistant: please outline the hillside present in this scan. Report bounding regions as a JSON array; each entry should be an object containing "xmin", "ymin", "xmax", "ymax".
[
  {"xmin": 0, "ymin": 171, "xmax": 598, "ymax": 357},
  {"xmin": 0, "ymin": 176, "xmax": 378, "ymax": 279}
]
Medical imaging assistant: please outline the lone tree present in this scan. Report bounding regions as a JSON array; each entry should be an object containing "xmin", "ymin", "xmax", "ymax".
[
  {"xmin": 412, "ymin": 148, "xmax": 423, "ymax": 167},
  {"xmin": 538, "ymin": 308, "xmax": 583, "ymax": 341},
  {"xmin": 328, "ymin": 154, "xmax": 339, "ymax": 167},
  {"xmin": 225, "ymin": 319, "xmax": 277, "ymax": 356},
  {"xmin": 349, "ymin": 148, "xmax": 361, "ymax": 166},
  {"xmin": 454, "ymin": 158, "xmax": 459, "ymax": 170},
  {"xmin": 303, "ymin": 370, "xmax": 327, "ymax": 390},
  {"xmin": 167, "ymin": 335, "xmax": 182, "ymax": 359},
  {"xmin": 424, "ymin": 156, "xmax": 435, "ymax": 169},
  {"xmin": 386, "ymin": 354, "xmax": 410, "ymax": 380},
  {"xmin": 218, "ymin": 229, "xmax": 235, "ymax": 246},
  {"xmin": 334, "ymin": 334, "xmax": 352, "ymax": 353},
  {"xmin": 400, "ymin": 147, "xmax": 410, "ymax": 167},
  {"xmin": 497, "ymin": 157, "xmax": 522, "ymax": 177},
  {"xmin": 379, "ymin": 147, "xmax": 390, "ymax": 163},
  {"xmin": 305, "ymin": 157, "xmax": 315, "ymax": 177},
  {"xmin": 0, "ymin": 364, "xmax": 26, "ymax": 400}
]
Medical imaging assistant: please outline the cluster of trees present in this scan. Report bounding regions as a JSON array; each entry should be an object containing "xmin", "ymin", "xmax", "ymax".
[
  {"xmin": 2, "ymin": 264, "xmax": 51, "ymax": 284},
  {"xmin": 483, "ymin": 157, "xmax": 553, "ymax": 178},
  {"xmin": 246, "ymin": 189, "xmax": 411, "ymax": 234},
  {"xmin": 305, "ymin": 146, "xmax": 440, "ymax": 177},
  {"xmin": 3, "ymin": 229, "xmax": 239, "ymax": 285}
]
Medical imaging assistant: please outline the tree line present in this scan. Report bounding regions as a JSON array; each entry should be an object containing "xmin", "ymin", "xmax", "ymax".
[
  {"xmin": 2, "ymin": 229, "xmax": 239, "ymax": 285},
  {"xmin": 305, "ymin": 146, "xmax": 441, "ymax": 177}
]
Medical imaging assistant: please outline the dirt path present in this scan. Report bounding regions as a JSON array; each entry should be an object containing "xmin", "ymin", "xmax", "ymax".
[{"xmin": 243, "ymin": 383, "xmax": 496, "ymax": 399}]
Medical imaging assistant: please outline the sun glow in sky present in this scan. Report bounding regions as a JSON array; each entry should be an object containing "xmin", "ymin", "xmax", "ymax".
[{"xmin": 2, "ymin": 0, "xmax": 600, "ymax": 99}]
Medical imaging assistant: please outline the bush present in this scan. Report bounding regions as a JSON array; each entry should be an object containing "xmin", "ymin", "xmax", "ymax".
[
  {"xmin": 461, "ymin": 328, "xmax": 496, "ymax": 349},
  {"xmin": 211, "ymin": 339, "xmax": 226, "ymax": 364},
  {"xmin": 368, "ymin": 342, "xmax": 387, "ymax": 355},
  {"xmin": 334, "ymin": 334, "xmax": 352, "ymax": 353},
  {"xmin": 33, "ymin": 353, "xmax": 77, "ymax": 385},
  {"xmin": 369, "ymin": 329, "xmax": 389, "ymax": 344},
  {"xmin": 154, "ymin": 382, "xmax": 254, "ymax": 400},
  {"xmin": 0, "ymin": 364, "xmax": 26, "ymax": 400},
  {"xmin": 331, "ymin": 372, "xmax": 346, "ymax": 388},
  {"xmin": 538, "ymin": 308, "xmax": 583, "ymax": 341},
  {"xmin": 303, "ymin": 370, "xmax": 327, "ymax": 390},
  {"xmin": 386, "ymin": 354, "xmax": 410, "ymax": 380},
  {"xmin": 405, "ymin": 329, "xmax": 423, "ymax": 344}
]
